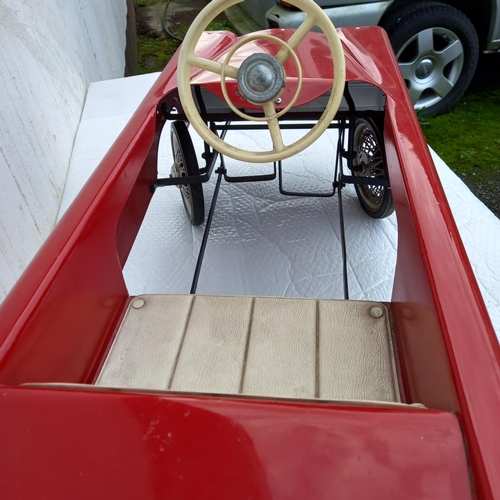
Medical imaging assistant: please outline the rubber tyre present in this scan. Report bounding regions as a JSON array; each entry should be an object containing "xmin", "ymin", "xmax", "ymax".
[
  {"xmin": 353, "ymin": 118, "xmax": 394, "ymax": 219},
  {"xmin": 382, "ymin": 2, "xmax": 479, "ymax": 115},
  {"xmin": 170, "ymin": 121, "xmax": 205, "ymax": 226}
]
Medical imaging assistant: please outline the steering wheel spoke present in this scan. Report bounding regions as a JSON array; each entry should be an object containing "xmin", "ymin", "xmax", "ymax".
[
  {"xmin": 263, "ymin": 101, "xmax": 285, "ymax": 152},
  {"xmin": 188, "ymin": 54, "xmax": 239, "ymax": 79},
  {"xmin": 276, "ymin": 14, "xmax": 317, "ymax": 64}
]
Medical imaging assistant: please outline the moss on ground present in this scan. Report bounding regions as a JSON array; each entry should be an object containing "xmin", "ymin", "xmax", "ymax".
[
  {"xmin": 138, "ymin": 35, "xmax": 179, "ymax": 73},
  {"xmin": 137, "ymin": 0, "xmax": 232, "ymax": 74},
  {"xmin": 137, "ymin": 0, "xmax": 158, "ymax": 6}
]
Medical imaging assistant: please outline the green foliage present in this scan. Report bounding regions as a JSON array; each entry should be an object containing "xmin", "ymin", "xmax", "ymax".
[{"xmin": 422, "ymin": 88, "xmax": 500, "ymax": 183}]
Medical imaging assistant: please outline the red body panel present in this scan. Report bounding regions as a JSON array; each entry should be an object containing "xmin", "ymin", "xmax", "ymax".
[
  {"xmin": 0, "ymin": 27, "xmax": 499, "ymax": 498},
  {"xmin": 0, "ymin": 388, "xmax": 472, "ymax": 500}
]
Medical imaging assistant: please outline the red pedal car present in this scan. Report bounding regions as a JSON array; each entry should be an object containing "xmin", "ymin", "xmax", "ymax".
[{"xmin": 1, "ymin": 0, "xmax": 499, "ymax": 498}]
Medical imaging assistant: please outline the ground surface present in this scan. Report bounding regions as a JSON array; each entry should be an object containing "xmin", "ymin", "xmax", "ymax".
[
  {"xmin": 422, "ymin": 53, "xmax": 500, "ymax": 217},
  {"xmin": 136, "ymin": 0, "xmax": 499, "ymax": 217},
  {"xmin": 136, "ymin": 0, "xmax": 228, "ymax": 73}
]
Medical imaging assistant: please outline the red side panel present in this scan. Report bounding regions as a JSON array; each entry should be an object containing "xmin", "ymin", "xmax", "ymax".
[{"xmin": 0, "ymin": 388, "xmax": 472, "ymax": 500}]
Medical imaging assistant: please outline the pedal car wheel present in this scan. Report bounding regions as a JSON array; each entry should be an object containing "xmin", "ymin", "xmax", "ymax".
[
  {"xmin": 353, "ymin": 118, "xmax": 394, "ymax": 219},
  {"xmin": 176, "ymin": 0, "xmax": 346, "ymax": 163},
  {"xmin": 170, "ymin": 121, "xmax": 205, "ymax": 226}
]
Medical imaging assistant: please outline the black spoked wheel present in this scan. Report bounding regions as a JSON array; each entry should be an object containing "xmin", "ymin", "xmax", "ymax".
[
  {"xmin": 353, "ymin": 118, "xmax": 394, "ymax": 219},
  {"xmin": 170, "ymin": 120, "xmax": 204, "ymax": 226}
]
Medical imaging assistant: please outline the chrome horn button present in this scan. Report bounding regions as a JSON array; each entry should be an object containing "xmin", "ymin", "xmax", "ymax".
[{"xmin": 237, "ymin": 53, "xmax": 285, "ymax": 104}]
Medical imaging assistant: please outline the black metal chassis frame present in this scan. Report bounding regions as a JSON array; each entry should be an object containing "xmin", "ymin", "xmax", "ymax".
[{"xmin": 150, "ymin": 84, "xmax": 389, "ymax": 299}]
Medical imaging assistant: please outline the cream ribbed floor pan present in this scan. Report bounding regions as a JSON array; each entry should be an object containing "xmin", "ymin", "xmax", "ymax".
[{"xmin": 97, "ymin": 295, "xmax": 400, "ymax": 402}]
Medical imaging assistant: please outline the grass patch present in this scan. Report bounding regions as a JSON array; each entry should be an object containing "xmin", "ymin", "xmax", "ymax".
[
  {"xmin": 421, "ymin": 55, "xmax": 500, "ymax": 217},
  {"xmin": 422, "ymin": 89, "xmax": 500, "ymax": 183}
]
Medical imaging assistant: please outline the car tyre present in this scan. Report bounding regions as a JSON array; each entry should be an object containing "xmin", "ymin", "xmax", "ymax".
[
  {"xmin": 382, "ymin": 1, "xmax": 479, "ymax": 115},
  {"xmin": 170, "ymin": 121, "xmax": 205, "ymax": 226}
]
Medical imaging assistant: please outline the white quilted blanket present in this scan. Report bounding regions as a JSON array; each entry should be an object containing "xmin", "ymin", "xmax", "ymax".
[{"xmin": 59, "ymin": 73, "xmax": 500, "ymax": 339}]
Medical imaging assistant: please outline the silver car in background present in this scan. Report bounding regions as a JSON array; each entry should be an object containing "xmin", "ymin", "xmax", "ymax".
[{"xmin": 226, "ymin": 0, "xmax": 500, "ymax": 114}]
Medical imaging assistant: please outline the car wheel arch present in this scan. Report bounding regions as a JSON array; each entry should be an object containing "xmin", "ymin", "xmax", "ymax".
[
  {"xmin": 379, "ymin": 1, "xmax": 480, "ymax": 114},
  {"xmin": 379, "ymin": 0, "xmax": 492, "ymax": 48}
]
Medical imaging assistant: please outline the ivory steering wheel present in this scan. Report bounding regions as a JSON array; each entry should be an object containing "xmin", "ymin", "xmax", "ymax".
[{"xmin": 177, "ymin": 0, "xmax": 346, "ymax": 163}]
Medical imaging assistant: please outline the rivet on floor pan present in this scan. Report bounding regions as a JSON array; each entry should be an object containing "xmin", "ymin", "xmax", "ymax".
[
  {"xmin": 370, "ymin": 306, "xmax": 383, "ymax": 318},
  {"xmin": 132, "ymin": 298, "xmax": 145, "ymax": 309}
]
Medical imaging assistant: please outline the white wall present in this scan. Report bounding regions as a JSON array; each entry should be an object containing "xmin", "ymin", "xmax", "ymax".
[{"xmin": 0, "ymin": 0, "xmax": 127, "ymax": 301}]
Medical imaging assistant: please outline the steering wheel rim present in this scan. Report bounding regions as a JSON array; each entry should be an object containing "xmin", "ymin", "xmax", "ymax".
[{"xmin": 177, "ymin": 0, "xmax": 346, "ymax": 164}]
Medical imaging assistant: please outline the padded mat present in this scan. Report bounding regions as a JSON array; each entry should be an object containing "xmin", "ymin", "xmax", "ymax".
[{"xmin": 97, "ymin": 294, "xmax": 400, "ymax": 402}]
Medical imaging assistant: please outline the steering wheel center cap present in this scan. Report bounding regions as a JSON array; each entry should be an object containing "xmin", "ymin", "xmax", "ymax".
[
  {"xmin": 415, "ymin": 58, "xmax": 434, "ymax": 80},
  {"xmin": 237, "ymin": 53, "xmax": 285, "ymax": 104}
]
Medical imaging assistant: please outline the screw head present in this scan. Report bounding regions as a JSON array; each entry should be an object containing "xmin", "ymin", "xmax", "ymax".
[
  {"xmin": 370, "ymin": 306, "xmax": 384, "ymax": 318},
  {"xmin": 132, "ymin": 298, "xmax": 145, "ymax": 309}
]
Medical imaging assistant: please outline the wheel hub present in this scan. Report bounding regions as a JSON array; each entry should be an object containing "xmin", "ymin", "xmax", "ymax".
[
  {"xmin": 237, "ymin": 53, "xmax": 285, "ymax": 104},
  {"xmin": 415, "ymin": 58, "xmax": 434, "ymax": 80},
  {"xmin": 357, "ymin": 151, "xmax": 369, "ymax": 172}
]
